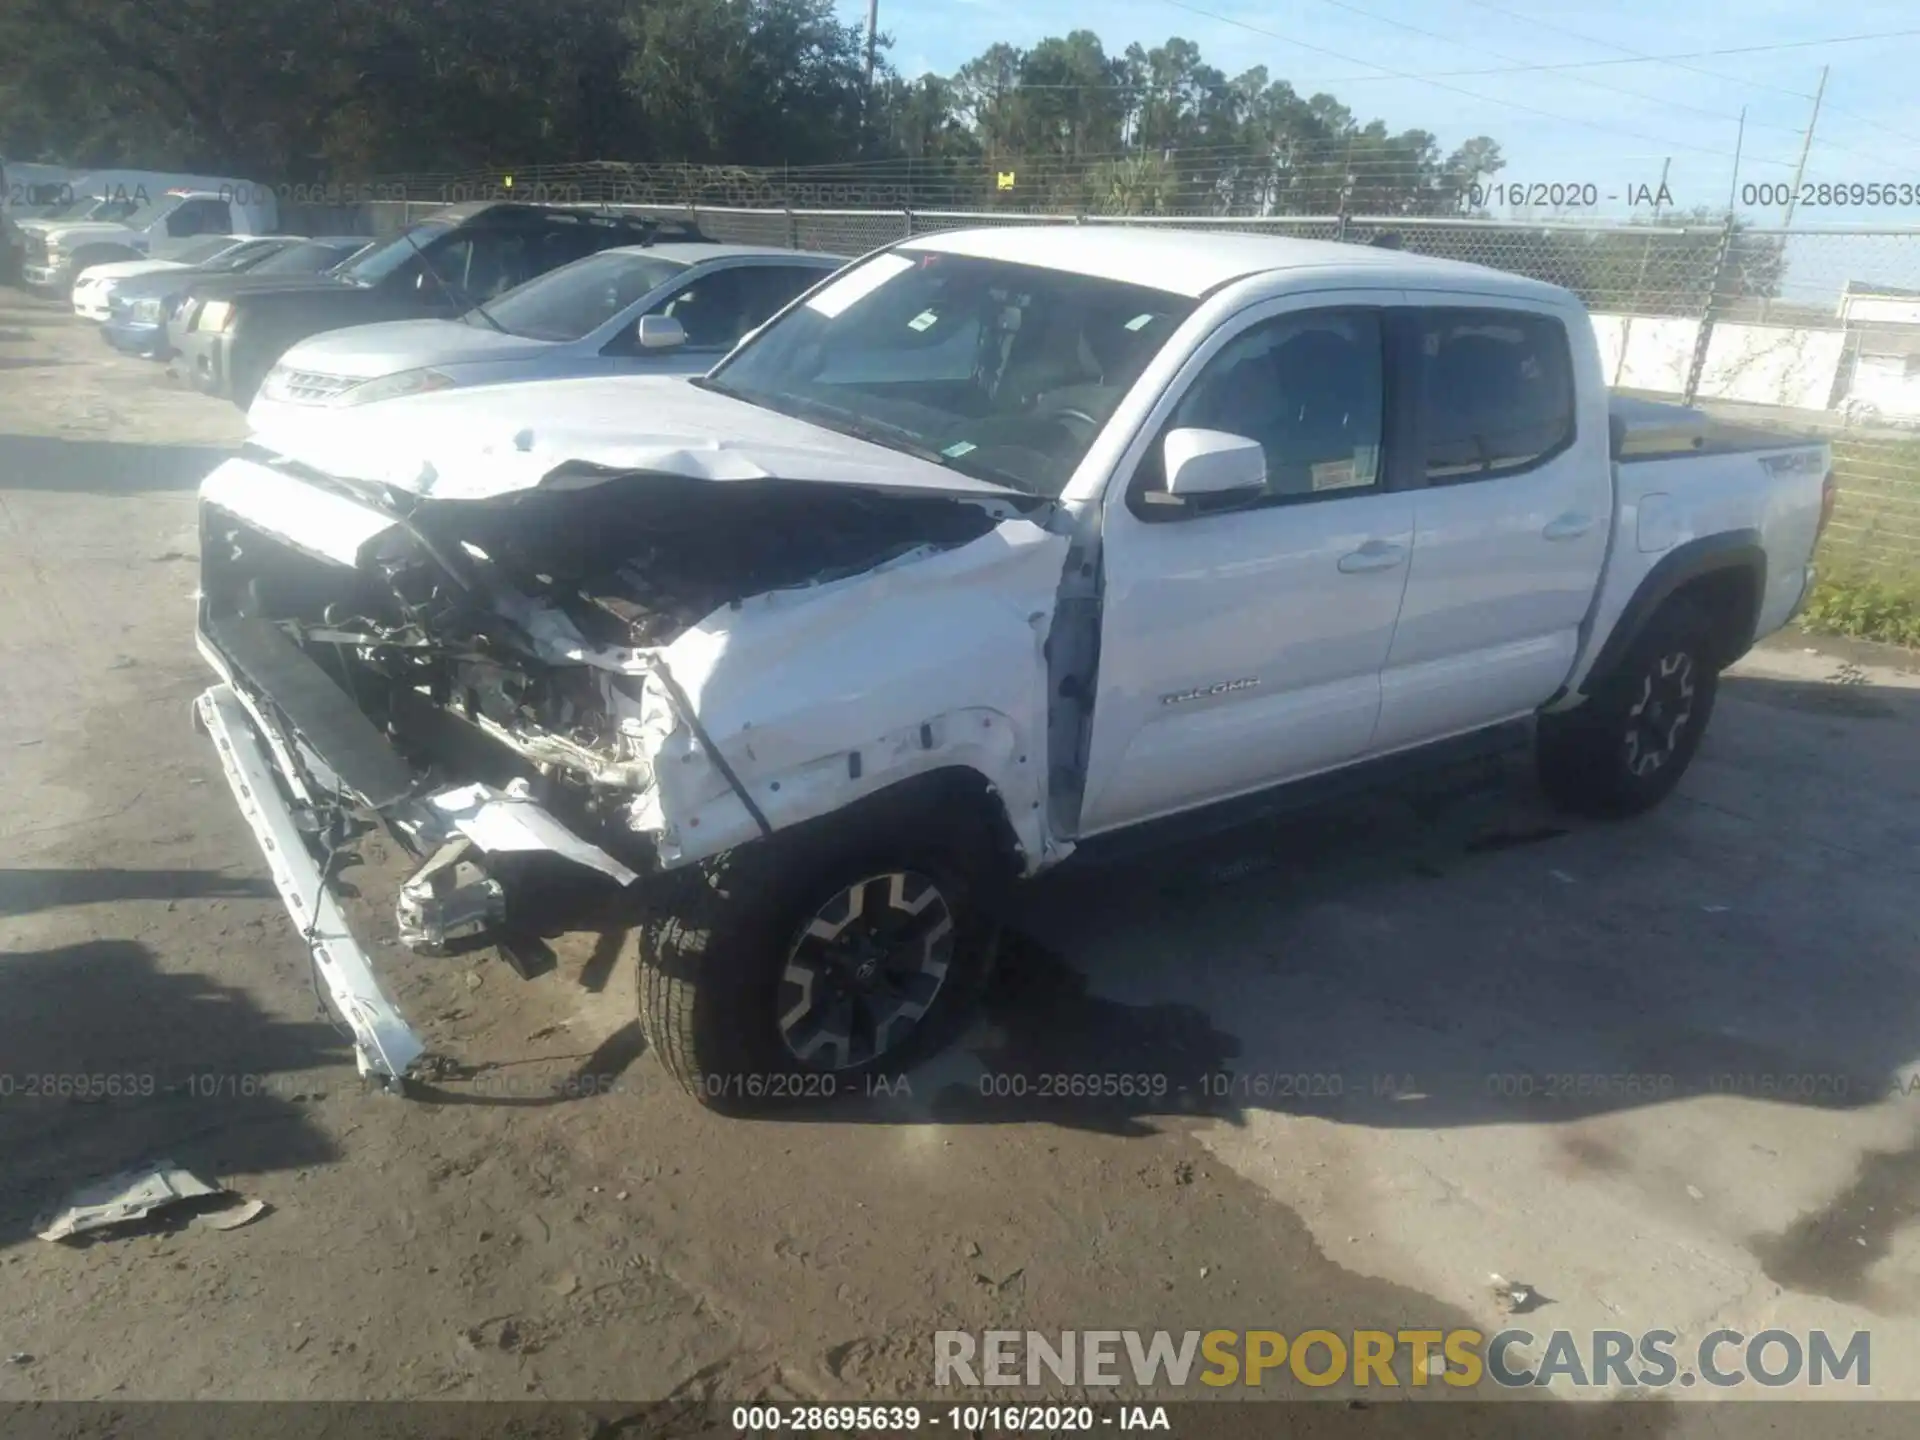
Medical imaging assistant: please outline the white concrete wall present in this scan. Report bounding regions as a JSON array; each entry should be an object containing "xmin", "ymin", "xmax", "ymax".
[
  {"xmin": 1698, "ymin": 323, "xmax": 1849, "ymax": 410},
  {"xmin": 1848, "ymin": 355, "xmax": 1920, "ymax": 418},
  {"xmin": 1595, "ymin": 314, "xmax": 1701, "ymax": 394},
  {"xmin": 1841, "ymin": 294, "xmax": 1920, "ymax": 327},
  {"xmin": 1591, "ymin": 312, "xmax": 1862, "ymax": 412}
]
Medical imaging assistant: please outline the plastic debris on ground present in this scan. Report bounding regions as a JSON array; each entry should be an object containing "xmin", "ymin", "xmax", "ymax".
[{"xmin": 34, "ymin": 1162, "xmax": 235, "ymax": 1242}]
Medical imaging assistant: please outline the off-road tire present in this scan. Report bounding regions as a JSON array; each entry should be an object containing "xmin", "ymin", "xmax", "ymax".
[
  {"xmin": 1538, "ymin": 597, "xmax": 1720, "ymax": 819},
  {"xmin": 634, "ymin": 805, "xmax": 1001, "ymax": 1111}
]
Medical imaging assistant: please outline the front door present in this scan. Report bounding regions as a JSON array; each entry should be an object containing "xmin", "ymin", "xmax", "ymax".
[{"xmin": 1078, "ymin": 292, "xmax": 1416, "ymax": 835}]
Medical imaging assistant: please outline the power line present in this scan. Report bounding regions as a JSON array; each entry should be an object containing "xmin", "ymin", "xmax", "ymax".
[
  {"xmin": 1151, "ymin": 0, "xmax": 1786, "ymax": 164},
  {"xmin": 1452, "ymin": 0, "xmax": 1920, "ymax": 155},
  {"xmin": 1289, "ymin": 0, "xmax": 1810, "ymax": 140},
  {"xmin": 1149, "ymin": 12, "xmax": 1920, "ymax": 81}
]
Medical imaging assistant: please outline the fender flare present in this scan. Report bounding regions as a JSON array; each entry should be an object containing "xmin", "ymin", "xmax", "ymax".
[
  {"xmin": 1581, "ymin": 529, "xmax": 1766, "ymax": 690},
  {"xmin": 750, "ymin": 765, "xmax": 1031, "ymax": 898}
]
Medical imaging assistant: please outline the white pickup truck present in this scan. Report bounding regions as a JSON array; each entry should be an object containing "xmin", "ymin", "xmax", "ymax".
[
  {"xmin": 191, "ymin": 226, "xmax": 1834, "ymax": 1105},
  {"xmin": 21, "ymin": 184, "xmax": 279, "ymax": 294}
]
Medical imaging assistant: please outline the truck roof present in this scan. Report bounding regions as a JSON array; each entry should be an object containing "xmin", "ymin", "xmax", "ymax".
[{"xmin": 901, "ymin": 225, "xmax": 1573, "ymax": 304}]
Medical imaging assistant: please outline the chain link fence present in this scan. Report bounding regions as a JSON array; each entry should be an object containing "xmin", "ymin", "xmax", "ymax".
[{"xmin": 332, "ymin": 189, "xmax": 1920, "ymax": 583}]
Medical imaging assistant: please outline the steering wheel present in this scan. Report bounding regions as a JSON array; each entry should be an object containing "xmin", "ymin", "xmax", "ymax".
[{"xmin": 1036, "ymin": 404, "xmax": 1101, "ymax": 446}]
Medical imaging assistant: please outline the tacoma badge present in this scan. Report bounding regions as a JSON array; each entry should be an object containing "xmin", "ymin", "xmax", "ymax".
[{"xmin": 1161, "ymin": 677, "xmax": 1261, "ymax": 706}]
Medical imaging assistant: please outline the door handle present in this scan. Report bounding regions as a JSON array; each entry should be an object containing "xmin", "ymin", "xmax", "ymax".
[
  {"xmin": 1337, "ymin": 540, "xmax": 1407, "ymax": 574},
  {"xmin": 1543, "ymin": 512, "xmax": 1595, "ymax": 541}
]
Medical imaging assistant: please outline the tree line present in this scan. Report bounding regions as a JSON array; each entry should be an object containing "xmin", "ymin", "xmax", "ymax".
[
  {"xmin": 0, "ymin": 0, "xmax": 1506, "ymax": 215},
  {"xmin": 0, "ymin": 0, "xmax": 1780, "ymax": 302}
]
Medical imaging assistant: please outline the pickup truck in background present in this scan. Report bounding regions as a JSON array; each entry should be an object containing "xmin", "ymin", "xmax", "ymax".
[
  {"xmin": 21, "ymin": 183, "xmax": 279, "ymax": 295},
  {"xmin": 190, "ymin": 227, "xmax": 1833, "ymax": 1106}
]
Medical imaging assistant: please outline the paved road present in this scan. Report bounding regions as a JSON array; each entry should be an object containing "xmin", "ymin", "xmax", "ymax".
[{"xmin": 2, "ymin": 290, "xmax": 1916, "ymax": 1433}]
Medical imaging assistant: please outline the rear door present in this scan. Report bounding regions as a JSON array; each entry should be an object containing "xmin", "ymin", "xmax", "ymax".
[
  {"xmin": 1078, "ymin": 291, "xmax": 1417, "ymax": 835},
  {"xmin": 1371, "ymin": 296, "xmax": 1611, "ymax": 753}
]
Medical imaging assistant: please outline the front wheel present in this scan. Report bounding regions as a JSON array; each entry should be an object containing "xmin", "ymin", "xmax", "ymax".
[
  {"xmin": 634, "ymin": 819, "xmax": 998, "ymax": 1110},
  {"xmin": 1538, "ymin": 598, "xmax": 1720, "ymax": 818}
]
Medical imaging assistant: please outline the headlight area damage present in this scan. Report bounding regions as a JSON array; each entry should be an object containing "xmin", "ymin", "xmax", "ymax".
[{"xmin": 193, "ymin": 455, "xmax": 1066, "ymax": 1088}]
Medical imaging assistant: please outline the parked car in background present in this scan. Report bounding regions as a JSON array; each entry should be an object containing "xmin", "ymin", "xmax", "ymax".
[
  {"xmin": 247, "ymin": 243, "xmax": 840, "ymax": 438},
  {"xmin": 173, "ymin": 202, "xmax": 710, "ymax": 406},
  {"xmin": 104, "ymin": 236, "xmax": 368, "ymax": 358},
  {"xmin": 21, "ymin": 184, "xmax": 280, "ymax": 295},
  {"xmin": 70, "ymin": 234, "xmax": 277, "ymax": 321},
  {"xmin": 191, "ymin": 227, "xmax": 1833, "ymax": 1099}
]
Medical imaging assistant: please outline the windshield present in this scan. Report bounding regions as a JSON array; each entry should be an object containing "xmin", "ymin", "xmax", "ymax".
[
  {"xmin": 250, "ymin": 239, "xmax": 365, "ymax": 275},
  {"xmin": 173, "ymin": 236, "xmax": 241, "ymax": 266},
  {"xmin": 200, "ymin": 240, "xmax": 283, "ymax": 272},
  {"xmin": 706, "ymin": 250, "xmax": 1196, "ymax": 496},
  {"xmin": 476, "ymin": 250, "xmax": 688, "ymax": 340},
  {"xmin": 111, "ymin": 193, "xmax": 186, "ymax": 232},
  {"xmin": 38, "ymin": 195, "xmax": 96, "ymax": 220},
  {"xmin": 337, "ymin": 221, "xmax": 454, "ymax": 285}
]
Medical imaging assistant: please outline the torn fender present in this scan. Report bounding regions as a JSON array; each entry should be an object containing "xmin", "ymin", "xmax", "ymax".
[{"xmin": 627, "ymin": 516, "xmax": 1072, "ymax": 872}]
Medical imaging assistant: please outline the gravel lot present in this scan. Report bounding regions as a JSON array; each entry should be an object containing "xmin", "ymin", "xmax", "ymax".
[{"xmin": 2, "ymin": 288, "xmax": 1918, "ymax": 1432}]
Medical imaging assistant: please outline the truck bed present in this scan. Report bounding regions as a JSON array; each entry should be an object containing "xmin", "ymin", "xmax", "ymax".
[{"xmin": 1609, "ymin": 392, "xmax": 1816, "ymax": 462}]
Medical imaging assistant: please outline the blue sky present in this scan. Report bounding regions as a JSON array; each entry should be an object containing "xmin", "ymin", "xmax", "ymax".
[{"xmin": 839, "ymin": 0, "xmax": 1920, "ymax": 243}]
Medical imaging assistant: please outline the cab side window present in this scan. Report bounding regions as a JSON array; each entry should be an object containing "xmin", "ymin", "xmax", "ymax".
[
  {"xmin": 1131, "ymin": 309, "xmax": 1386, "ymax": 518},
  {"xmin": 1418, "ymin": 308, "xmax": 1575, "ymax": 481}
]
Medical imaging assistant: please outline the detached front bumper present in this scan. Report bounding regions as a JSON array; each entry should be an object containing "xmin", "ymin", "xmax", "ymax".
[
  {"xmin": 194, "ymin": 603, "xmax": 649, "ymax": 1088},
  {"xmin": 194, "ymin": 682, "xmax": 427, "ymax": 1087}
]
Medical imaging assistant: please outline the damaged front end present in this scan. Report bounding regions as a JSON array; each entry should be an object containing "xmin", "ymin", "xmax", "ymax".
[{"xmin": 194, "ymin": 452, "xmax": 1056, "ymax": 1087}]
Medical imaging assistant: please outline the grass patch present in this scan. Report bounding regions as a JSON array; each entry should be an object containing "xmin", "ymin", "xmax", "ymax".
[{"xmin": 1797, "ymin": 566, "xmax": 1920, "ymax": 648}]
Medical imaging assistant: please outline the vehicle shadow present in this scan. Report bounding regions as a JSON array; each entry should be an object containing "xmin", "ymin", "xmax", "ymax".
[
  {"xmin": 0, "ymin": 938, "xmax": 343, "ymax": 1251},
  {"xmin": 0, "ymin": 865, "xmax": 273, "ymax": 919},
  {"xmin": 0, "ymin": 435, "xmax": 232, "ymax": 494},
  {"xmin": 779, "ymin": 665, "xmax": 1920, "ymax": 1139}
]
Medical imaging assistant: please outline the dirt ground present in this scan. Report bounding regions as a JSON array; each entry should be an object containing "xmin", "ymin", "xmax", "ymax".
[{"xmin": 2, "ymin": 288, "xmax": 1918, "ymax": 1433}]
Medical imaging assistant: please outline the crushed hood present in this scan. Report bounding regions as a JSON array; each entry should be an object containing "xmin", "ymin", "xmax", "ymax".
[
  {"xmin": 279, "ymin": 318, "xmax": 557, "ymax": 382},
  {"xmin": 255, "ymin": 373, "xmax": 1022, "ymax": 501}
]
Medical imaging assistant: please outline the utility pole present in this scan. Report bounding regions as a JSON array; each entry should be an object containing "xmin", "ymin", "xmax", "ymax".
[
  {"xmin": 1725, "ymin": 106, "xmax": 1746, "ymax": 215},
  {"xmin": 1781, "ymin": 65, "xmax": 1828, "ymax": 233},
  {"xmin": 1615, "ymin": 155, "xmax": 1672, "ymax": 385},
  {"xmin": 866, "ymin": 0, "xmax": 879, "ymax": 90}
]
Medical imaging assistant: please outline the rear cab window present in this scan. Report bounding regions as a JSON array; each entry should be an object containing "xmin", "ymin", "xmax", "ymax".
[{"xmin": 1415, "ymin": 307, "xmax": 1575, "ymax": 481}]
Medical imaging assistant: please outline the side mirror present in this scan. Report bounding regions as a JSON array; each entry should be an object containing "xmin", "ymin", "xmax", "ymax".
[
  {"xmin": 1163, "ymin": 428, "xmax": 1267, "ymax": 498},
  {"xmin": 636, "ymin": 314, "xmax": 687, "ymax": 350}
]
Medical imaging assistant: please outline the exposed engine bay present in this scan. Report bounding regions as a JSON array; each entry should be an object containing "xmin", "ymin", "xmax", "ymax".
[{"xmin": 200, "ymin": 468, "xmax": 1008, "ymax": 838}]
